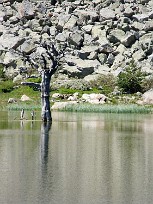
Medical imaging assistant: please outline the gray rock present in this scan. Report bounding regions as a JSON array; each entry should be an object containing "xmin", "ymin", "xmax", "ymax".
[
  {"xmin": 99, "ymin": 44, "xmax": 114, "ymax": 54},
  {"xmin": 91, "ymin": 25, "xmax": 106, "ymax": 42},
  {"xmin": 9, "ymin": 16, "xmax": 20, "ymax": 24},
  {"xmin": 139, "ymin": 33, "xmax": 153, "ymax": 55},
  {"xmin": 20, "ymin": 94, "xmax": 32, "ymax": 101},
  {"xmin": 95, "ymin": 64, "xmax": 110, "ymax": 75},
  {"xmin": 82, "ymin": 25, "xmax": 93, "ymax": 34},
  {"xmin": 64, "ymin": 15, "xmax": 78, "ymax": 30},
  {"xmin": 81, "ymin": 93, "xmax": 107, "ymax": 104},
  {"xmin": 84, "ymin": 74, "xmax": 100, "ymax": 82},
  {"xmin": 131, "ymin": 21, "xmax": 145, "ymax": 31},
  {"xmin": 141, "ymin": 61, "xmax": 153, "ymax": 74},
  {"xmin": 94, "ymin": 0, "xmax": 103, "ymax": 6},
  {"xmin": 149, "ymin": 11, "xmax": 153, "ymax": 19},
  {"xmin": 107, "ymin": 53, "xmax": 115, "ymax": 65},
  {"xmin": 148, "ymin": 54, "xmax": 153, "ymax": 66},
  {"xmin": 0, "ymin": 10, "xmax": 6, "ymax": 22},
  {"xmin": 50, "ymin": 26, "xmax": 57, "ymax": 37},
  {"xmin": 132, "ymin": 49, "xmax": 146, "ymax": 61},
  {"xmin": 8, "ymin": 98, "xmax": 17, "ymax": 103},
  {"xmin": 68, "ymin": 31, "xmax": 83, "ymax": 48},
  {"xmin": 19, "ymin": 40, "xmax": 36, "ymax": 55},
  {"xmin": 68, "ymin": 93, "xmax": 79, "ymax": 101},
  {"xmin": 13, "ymin": 74, "xmax": 23, "ymax": 83},
  {"xmin": 95, "ymin": 0, "xmax": 112, "ymax": 9},
  {"xmin": 3, "ymin": 51, "xmax": 19, "ymax": 65},
  {"xmin": 78, "ymin": 45, "xmax": 99, "ymax": 60},
  {"xmin": 123, "ymin": 6, "xmax": 134, "ymax": 17},
  {"xmin": 142, "ymin": 89, "xmax": 153, "ymax": 104},
  {"xmin": 112, "ymin": 54, "xmax": 125, "ymax": 70},
  {"xmin": 108, "ymin": 29, "xmax": 125, "ymax": 44},
  {"xmin": 57, "ymin": 14, "xmax": 71, "ymax": 31},
  {"xmin": 55, "ymin": 33, "xmax": 67, "ymax": 43},
  {"xmin": 139, "ymin": 0, "xmax": 150, "ymax": 5},
  {"xmin": 63, "ymin": 57, "xmax": 101, "ymax": 77},
  {"xmin": 29, "ymin": 19, "xmax": 42, "ymax": 32},
  {"xmin": 83, "ymin": 34, "xmax": 97, "ymax": 46},
  {"xmin": 0, "ymin": 25, "xmax": 6, "ymax": 36},
  {"xmin": 133, "ymin": 14, "xmax": 149, "ymax": 22},
  {"xmin": 52, "ymin": 93, "xmax": 63, "ymax": 99},
  {"xmin": 121, "ymin": 33, "xmax": 136, "ymax": 47},
  {"xmin": 74, "ymin": 9, "xmax": 99, "ymax": 24},
  {"xmin": 0, "ymin": 34, "xmax": 25, "ymax": 49},
  {"xmin": 98, "ymin": 53, "xmax": 107, "ymax": 64},
  {"xmin": 17, "ymin": 0, "xmax": 35, "ymax": 19},
  {"xmin": 99, "ymin": 8, "xmax": 116, "ymax": 20},
  {"xmin": 143, "ymin": 20, "xmax": 153, "ymax": 32},
  {"xmin": 115, "ymin": 44, "xmax": 127, "ymax": 55},
  {"xmin": 88, "ymin": 51, "xmax": 98, "ymax": 60},
  {"xmin": 51, "ymin": 101, "xmax": 78, "ymax": 110},
  {"xmin": 61, "ymin": 64, "xmax": 82, "ymax": 78}
]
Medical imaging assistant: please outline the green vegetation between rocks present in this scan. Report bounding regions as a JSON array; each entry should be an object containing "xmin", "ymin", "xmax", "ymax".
[
  {"xmin": 0, "ymin": 61, "xmax": 153, "ymax": 113},
  {"xmin": 0, "ymin": 64, "xmax": 5, "ymax": 79},
  {"xmin": 0, "ymin": 86, "xmax": 40, "ymax": 110},
  {"xmin": 117, "ymin": 60, "xmax": 147, "ymax": 94}
]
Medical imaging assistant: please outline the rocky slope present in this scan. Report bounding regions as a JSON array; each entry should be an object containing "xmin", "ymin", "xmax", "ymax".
[{"xmin": 0, "ymin": 0, "xmax": 153, "ymax": 82}]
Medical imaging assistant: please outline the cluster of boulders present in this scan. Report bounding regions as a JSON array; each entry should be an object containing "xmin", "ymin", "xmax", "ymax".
[
  {"xmin": 8, "ymin": 94, "xmax": 32, "ymax": 103},
  {"xmin": 0, "ymin": 0, "xmax": 153, "ymax": 82},
  {"xmin": 51, "ymin": 92, "xmax": 107, "ymax": 109},
  {"xmin": 50, "ymin": 89, "xmax": 153, "ymax": 109}
]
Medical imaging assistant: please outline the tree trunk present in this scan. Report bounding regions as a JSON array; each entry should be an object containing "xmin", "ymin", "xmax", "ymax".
[{"xmin": 41, "ymin": 70, "xmax": 52, "ymax": 122}]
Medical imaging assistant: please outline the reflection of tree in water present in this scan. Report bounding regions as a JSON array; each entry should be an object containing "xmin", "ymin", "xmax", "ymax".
[
  {"xmin": 40, "ymin": 121, "xmax": 52, "ymax": 171},
  {"xmin": 39, "ymin": 121, "xmax": 52, "ymax": 202}
]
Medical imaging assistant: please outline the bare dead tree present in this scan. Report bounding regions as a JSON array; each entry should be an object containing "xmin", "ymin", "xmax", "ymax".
[
  {"xmin": 20, "ymin": 41, "xmax": 65, "ymax": 122},
  {"xmin": 38, "ymin": 42, "xmax": 65, "ymax": 122},
  {"xmin": 14, "ymin": 41, "xmax": 62, "ymax": 123}
]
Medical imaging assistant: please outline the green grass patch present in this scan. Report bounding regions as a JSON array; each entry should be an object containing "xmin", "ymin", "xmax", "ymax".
[
  {"xmin": 0, "ymin": 80, "xmax": 14, "ymax": 93},
  {"xmin": 60, "ymin": 103, "xmax": 152, "ymax": 114},
  {"xmin": 52, "ymin": 87, "xmax": 103, "ymax": 95},
  {"xmin": 0, "ymin": 86, "xmax": 40, "ymax": 110},
  {"xmin": 7, "ymin": 103, "xmax": 41, "ymax": 111},
  {"xmin": 26, "ymin": 77, "xmax": 41, "ymax": 83}
]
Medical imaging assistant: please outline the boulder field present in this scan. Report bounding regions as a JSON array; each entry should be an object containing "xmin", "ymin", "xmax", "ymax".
[{"xmin": 0, "ymin": 0, "xmax": 153, "ymax": 82}]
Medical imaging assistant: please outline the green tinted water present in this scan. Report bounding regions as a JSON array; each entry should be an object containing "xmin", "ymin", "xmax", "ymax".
[{"xmin": 0, "ymin": 111, "xmax": 153, "ymax": 204}]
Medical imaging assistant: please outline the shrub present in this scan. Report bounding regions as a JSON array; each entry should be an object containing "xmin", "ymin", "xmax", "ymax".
[
  {"xmin": 11, "ymin": 86, "xmax": 39, "ymax": 98},
  {"xmin": 90, "ymin": 74, "xmax": 117, "ymax": 94},
  {"xmin": 52, "ymin": 79, "xmax": 91, "ymax": 91},
  {"xmin": 0, "ymin": 80, "xmax": 14, "ymax": 93},
  {"xmin": 142, "ymin": 75, "xmax": 153, "ymax": 92},
  {"xmin": 0, "ymin": 64, "xmax": 5, "ymax": 79},
  {"xmin": 26, "ymin": 77, "xmax": 41, "ymax": 83},
  {"xmin": 117, "ymin": 60, "xmax": 146, "ymax": 94}
]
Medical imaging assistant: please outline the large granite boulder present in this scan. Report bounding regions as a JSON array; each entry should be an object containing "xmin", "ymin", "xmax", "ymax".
[
  {"xmin": 81, "ymin": 93, "xmax": 107, "ymax": 104},
  {"xmin": 141, "ymin": 89, "xmax": 153, "ymax": 104},
  {"xmin": 51, "ymin": 101, "xmax": 78, "ymax": 110}
]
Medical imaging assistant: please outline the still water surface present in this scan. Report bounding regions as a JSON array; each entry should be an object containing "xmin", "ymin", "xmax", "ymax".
[{"xmin": 0, "ymin": 111, "xmax": 153, "ymax": 204}]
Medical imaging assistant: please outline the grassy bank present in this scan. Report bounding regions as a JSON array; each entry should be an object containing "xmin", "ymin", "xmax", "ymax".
[
  {"xmin": 59, "ymin": 103, "xmax": 152, "ymax": 114},
  {"xmin": 0, "ymin": 86, "xmax": 41, "ymax": 110},
  {"xmin": 0, "ymin": 85, "xmax": 152, "ymax": 114},
  {"xmin": 7, "ymin": 103, "xmax": 41, "ymax": 111}
]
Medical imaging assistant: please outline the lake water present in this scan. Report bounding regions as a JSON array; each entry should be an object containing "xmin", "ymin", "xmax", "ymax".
[{"xmin": 0, "ymin": 111, "xmax": 153, "ymax": 204}]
